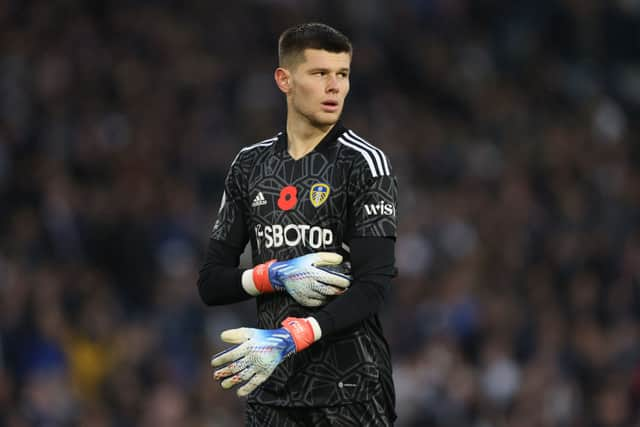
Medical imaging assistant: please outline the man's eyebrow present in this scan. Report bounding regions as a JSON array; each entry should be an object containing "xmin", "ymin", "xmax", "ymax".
[{"xmin": 307, "ymin": 67, "xmax": 351, "ymax": 72}]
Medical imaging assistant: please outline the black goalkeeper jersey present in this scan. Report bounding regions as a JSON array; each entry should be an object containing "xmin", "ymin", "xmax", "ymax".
[{"xmin": 210, "ymin": 123, "xmax": 398, "ymax": 409}]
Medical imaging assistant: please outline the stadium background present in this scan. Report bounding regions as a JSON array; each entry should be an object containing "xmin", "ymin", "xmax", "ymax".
[{"xmin": 1, "ymin": 0, "xmax": 640, "ymax": 425}]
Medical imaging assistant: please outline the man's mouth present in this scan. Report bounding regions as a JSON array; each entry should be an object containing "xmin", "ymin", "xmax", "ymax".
[{"xmin": 321, "ymin": 101, "xmax": 339, "ymax": 111}]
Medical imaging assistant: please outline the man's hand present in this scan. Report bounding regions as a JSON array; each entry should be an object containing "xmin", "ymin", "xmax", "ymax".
[
  {"xmin": 251, "ymin": 252, "xmax": 351, "ymax": 306},
  {"xmin": 211, "ymin": 317, "xmax": 316, "ymax": 397}
]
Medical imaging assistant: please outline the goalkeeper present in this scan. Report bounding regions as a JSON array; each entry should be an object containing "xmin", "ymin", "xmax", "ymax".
[{"xmin": 198, "ymin": 22, "xmax": 398, "ymax": 426}]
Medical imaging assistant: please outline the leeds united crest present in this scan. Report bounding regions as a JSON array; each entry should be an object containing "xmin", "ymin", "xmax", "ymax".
[{"xmin": 310, "ymin": 183, "xmax": 330, "ymax": 207}]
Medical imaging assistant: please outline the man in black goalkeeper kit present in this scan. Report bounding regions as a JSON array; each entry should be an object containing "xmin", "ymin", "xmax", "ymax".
[{"xmin": 198, "ymin": 22, "xmax": 398, "ymax": 426}]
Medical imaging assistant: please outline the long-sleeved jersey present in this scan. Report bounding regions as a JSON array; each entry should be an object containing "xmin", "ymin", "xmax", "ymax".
[{"xmin": 206, "ymin": 122, "xmax": 398, "ymax": 412}]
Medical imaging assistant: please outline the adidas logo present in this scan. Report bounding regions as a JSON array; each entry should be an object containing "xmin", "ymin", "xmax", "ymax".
[{"xmin": 251, "ymin": 192, "xmax": 267, "ymax": 207}]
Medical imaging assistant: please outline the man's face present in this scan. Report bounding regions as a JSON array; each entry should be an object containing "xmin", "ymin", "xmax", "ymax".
[{"xmin": 286, "ymin": 49, "xmax": 351, "ymax": 127}]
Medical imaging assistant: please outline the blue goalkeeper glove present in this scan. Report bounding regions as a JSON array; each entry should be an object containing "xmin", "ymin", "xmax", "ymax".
[
  {"xmin": 247, "ymin": 252, "xmax": 351, "ymax": 307},
  {"xmin": 211, "ymin": 317, "xmax": 317, "ymax": 397}
]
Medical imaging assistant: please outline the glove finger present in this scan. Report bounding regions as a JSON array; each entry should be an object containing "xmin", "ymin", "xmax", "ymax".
[
  {"xmin": 220, "ymin": 366, "xmax": 256, "ymax": 389},
  {"xmin": 220, "ymin": 327, "xmax": 252, "ymax": 344},
  {"xmin": 295, "ymin": 295, "xmax": 326, "ymax": 307},
  {"xmin": 312, "ymin": 282, "xmax": 347, "ymax": 296},
  {"xmin": 237, "ymin": 373, "xmax": 270, "ymax": 397},
  {"xmin": 290, "ymin": 285, "xmax": 326, "ymax": 299},
  {"xmin": 213, "ymin": 357, "xmax": 249, "ymax": 381},
  {"xmin": 310, "ymin": 252, "xmax": 343, "ymax": 267},
  {"xmin": 288, "ymin": 286, "xmax": 328, "ymax": 305},
  {"xmin": 211, "ymin": 327, "xmax": 253, "ymax": 366},
  {"xmin": 211, "ymin": 342, "xmax": 248, "ymax": 367},
  {"xmin": 313, "ymin": 269, "xmax": 351, "ymax": 288}
]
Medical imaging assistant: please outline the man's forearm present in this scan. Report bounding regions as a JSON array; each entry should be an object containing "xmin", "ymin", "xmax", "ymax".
[
  {"xmin": 197, "ymin": 239, "xmax": 252, "ymax": 305},
  {"xmin": 311, "ymin": 237, "xmax": 396, "ymax": 336}
]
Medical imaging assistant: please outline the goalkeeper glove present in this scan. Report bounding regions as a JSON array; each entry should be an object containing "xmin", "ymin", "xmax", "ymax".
[
  {"xmin": 243, "ymin": 252, "xmax": 351, "ymax": 307},
  {"xmin": 211, "ymin": 317, "xmax": 318, "ymax": 397}
]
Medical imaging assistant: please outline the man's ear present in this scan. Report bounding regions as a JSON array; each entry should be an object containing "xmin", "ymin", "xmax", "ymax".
[{"xmin": 274, "ymin": 68, "xmax": 291, "ymax": 93}]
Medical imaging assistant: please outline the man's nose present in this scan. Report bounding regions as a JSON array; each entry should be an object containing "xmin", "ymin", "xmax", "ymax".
[{"xmin": 326, "ymin": 75, "xmax": 339, "ymax": 92}]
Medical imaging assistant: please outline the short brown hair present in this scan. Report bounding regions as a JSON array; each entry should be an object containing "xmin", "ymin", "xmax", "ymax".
[{"xmin": 278, "ymin": 23, "xmax": 352, "ymax": 68}]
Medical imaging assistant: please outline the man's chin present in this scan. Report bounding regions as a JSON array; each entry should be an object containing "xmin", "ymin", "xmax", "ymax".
[{"xmin": 311, "ymin": 112, "xmax": 341, "ymax": 128}]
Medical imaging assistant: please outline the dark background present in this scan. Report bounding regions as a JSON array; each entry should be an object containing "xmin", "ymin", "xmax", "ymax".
[{"xmin": 1, "ymin": 0, "xmax": 640, "ymax": 425}]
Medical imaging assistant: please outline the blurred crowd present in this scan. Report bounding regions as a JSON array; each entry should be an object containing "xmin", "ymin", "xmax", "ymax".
[{"xmin": 1, "ymin": 0, "xmax": 640, "ymax": 426}]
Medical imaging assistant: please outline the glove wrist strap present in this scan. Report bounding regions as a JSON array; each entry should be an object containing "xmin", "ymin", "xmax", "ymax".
[
  {"xmin": 281, "ymin": 317, "xmax": 315, "ymax": 352},
  {"xmin": 252, "ymin": 259, "xmax": 277, "ymax": 293}
]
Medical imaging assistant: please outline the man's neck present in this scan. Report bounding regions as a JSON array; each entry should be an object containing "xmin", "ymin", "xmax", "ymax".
[{"xmin": 286, "ymin": 118, "xmax": 334, "ymax": 160}]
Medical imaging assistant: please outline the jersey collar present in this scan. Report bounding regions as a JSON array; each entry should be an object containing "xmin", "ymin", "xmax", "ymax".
[{"xmin": 276, "ymin": 121, "xmax": 347, "ymax": 157}]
